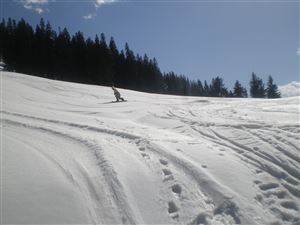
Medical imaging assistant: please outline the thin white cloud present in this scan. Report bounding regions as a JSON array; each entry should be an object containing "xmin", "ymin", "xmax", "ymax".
[
  {"xmin": 297, "ymin": 48, "xmax": 300, "ymax": 56},
  {"xmin": 19, "ymin": 0, "xmax": 49, "ymax": 14},
  {"xmin": 35, "ymin": 7, "xmax": 44, "ymax": 14},
  {"xmin": 23, "ymin": 4, "xmax": 33, "ymax": 9},
  {"xmin": 24, "ymin": 0, "xmax": 48, "ymax": 3},
  {"xmin": 94, "ymin": 0, "xmax": 117, "ymax": 8},
  {"xmin": 83, "ymin": 13, "xmax": 97, "ymax": 20}
]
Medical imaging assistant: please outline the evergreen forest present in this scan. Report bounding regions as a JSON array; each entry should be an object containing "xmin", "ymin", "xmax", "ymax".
[{"xmin": 0, "ymin": 18, "xmax": 281, "ymax": 98}]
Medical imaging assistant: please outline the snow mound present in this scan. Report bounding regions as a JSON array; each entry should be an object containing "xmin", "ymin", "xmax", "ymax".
[
  {"xmin": 279, "ymin": 81, "xmax": 300, "ymax": 97},
  {"xmin": 1, "ymin": 72, "xmax": 300, "ymax": 225}
]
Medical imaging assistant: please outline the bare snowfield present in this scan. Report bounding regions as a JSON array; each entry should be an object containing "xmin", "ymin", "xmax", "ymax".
[{"xmin": 1, "ymin": 72, "xmax": 300, "ymax": 225}]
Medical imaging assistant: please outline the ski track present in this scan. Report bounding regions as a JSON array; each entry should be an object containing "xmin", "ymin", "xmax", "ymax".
[
  {"xmin": 2, "ymin": 116, "xmax": 244, "ymax": 224},
  {"xmin": 3, "ymin": 118, "xmax": 137, "ymax": 224},
  {"xmin": 2, "ymin": 112, "xmax": 216, "ymax": 224},
  {"xmin": 2, "ymin": 72, "xmax": 300, "ymax": 224},
  {"xmin": 163, "ymin": 104, "xmax": 300, "ymax": 224},
  {"xmin": 4, "ymin": 107, "xmax": 298, "ymax": 224}
]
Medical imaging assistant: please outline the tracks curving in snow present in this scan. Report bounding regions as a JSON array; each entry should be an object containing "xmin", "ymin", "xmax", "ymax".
[
  {"xmin": 2, "ymin": 118, "xmax": 138, "ymax": 224},
  {"xmin": 2, "ymin": 72, "xmax": 299, "ymax": 224},
  {"xmin": 161, "ymin": 103, "xmax": 300, "ymax": 224}
]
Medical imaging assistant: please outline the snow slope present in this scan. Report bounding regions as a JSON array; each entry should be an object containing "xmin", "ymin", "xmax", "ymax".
[{"xmin": 1, "ymin": 72, "xmax": 300, "ymax": 225}]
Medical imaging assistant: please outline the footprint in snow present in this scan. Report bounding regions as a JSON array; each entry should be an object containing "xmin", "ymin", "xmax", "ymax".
[
  {"xmin": 159, "ymin": 158, "xmax": 168, "ymax": 166},
  {"xmin": 171, "ymin": 184, "xmax": 182, "ymax": 195},
  {"xmin": 162, "ymin": 168, "xmax": 172, "ymax": 176},
  {"xmin": 259, "ymin": 183, "xmax": 279, "ymax": 191},
  {"xmin": 141, "ymin": 153, "xmax": 150, "ymax": 159},
  {"xmin": 162, "ymin": 168, "xmax": 174, "ymax": 182},
  {"xmin": 191, "ymin": 212, "xmax": 212, "ymax": 225},
  {"xmin": 255, "ymin": 169, "xmax": 263, "ymax": 174},
  {"xmin": 168, "ymin": 201, "xmax": 178, "ymax": 214},
  {"xmin": 264, "ymin": 190, "xmax": 287, "ymax": 199},
  {"xmin": 280, "ymin": 201, "xmax": 298, "ymax": 211},
  {"xmin": 139, "ymin": 147, "xmax": 145, "ymax": 151},
  {"xmin": 253, "ymin": 180, "xmax": 261, "ymax": 184},
  {"xmin": 167, "ymin": 201, "xmax": 180, "ymax": 220}
]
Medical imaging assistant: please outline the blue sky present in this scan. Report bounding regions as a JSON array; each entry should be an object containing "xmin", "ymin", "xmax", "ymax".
[{"xmin": 2, "ymin": 0, "xmax": 299, "ymax": 88}]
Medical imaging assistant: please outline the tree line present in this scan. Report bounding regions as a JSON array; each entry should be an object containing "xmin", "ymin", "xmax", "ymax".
[{"xmin": 0, "ymin": 18, "xmax": 280, "ymax": 98}]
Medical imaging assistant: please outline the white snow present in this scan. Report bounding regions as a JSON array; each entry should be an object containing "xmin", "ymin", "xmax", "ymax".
[
  {"xmin": 1, "ymin": 71, "xmax": 300, "ymax": 225},
  {"xmin": 279, "ymin": 81, "xmax": 300, "ymax": 98}
]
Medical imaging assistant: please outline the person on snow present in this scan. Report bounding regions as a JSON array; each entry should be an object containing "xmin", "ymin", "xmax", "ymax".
[{"xmin": 112, "ymin": 86, "xmax": 125, "ymax": 102}]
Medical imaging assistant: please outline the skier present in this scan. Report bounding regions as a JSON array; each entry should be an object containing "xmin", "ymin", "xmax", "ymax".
[{"xmin": 112, "ymin": 86, "xmax": 125, "ymax": 102}]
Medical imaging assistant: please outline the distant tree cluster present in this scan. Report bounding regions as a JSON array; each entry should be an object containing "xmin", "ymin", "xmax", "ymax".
[
  {"xmin": 0, "ymin": 18, "xmax": 280, "ymax": 98},
  {"xmin": 250, "ymin": 73, "xmax": 281, "ymax": 98}
]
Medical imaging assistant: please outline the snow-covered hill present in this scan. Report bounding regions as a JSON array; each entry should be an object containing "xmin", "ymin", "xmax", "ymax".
[
  {"xmin": 279, "ymin": 81, "xmax": 300, "ymax": 98},
  {"xmin": 1, "ymin": 72, "xmax": 300, "ymax": 225}
]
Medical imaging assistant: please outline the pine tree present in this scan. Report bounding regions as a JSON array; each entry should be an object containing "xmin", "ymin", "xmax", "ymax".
[
  {"xmin": 250, "ymin": 73, "xmax": 265, "ymax": 98},
  {"xmin": 210, "ymin": 76, "xmax": 227, "ymax": 97},
  {"xmin": 0, "ymin": 19, "xmax": 5, "ymax": 59},
  {"xmin": 266, "ymin": 75, "xmax": 281, "ymax": 98},
  {"xmin": 34, "ymin": 18, "xmax": 48, "ymax": 75},
  {"xmin": 55, "ymin": 27, "xmax": 71, "ymax": 80},
  {"xmin": 203, "ymin": 81, "xmax": 210, "ymax": 96},
  {"xmin": 99, "ymin": 33, "xmax": 113, "ymax": 85},
  {"xmin": 197, "ymin": 80, "xmax": 204, "ymax": 96},
  {"xmin": 14, "ymin": 18, "xmax": 34, "ymax": 73},
  {"xmin": 109, "ymin": 37, "xmax": 119, "ymax": 56},
  {"xmin": 233, "ymin": 80, "xmax": 248, "ymax": 97},
  {"xmin": 228, "ymin": 90, "xmax": 234, "ymax": 97},
  {"xmin": 190, "ymin": 80, "xmax": 203, "ymax": 96},
  {"xmin": 45, "ymin": 21, "xmax": 56, "ymax": 76},
  {"xmin": 71, "ymin": 31, "xmax": 86, "ymax": 82}
]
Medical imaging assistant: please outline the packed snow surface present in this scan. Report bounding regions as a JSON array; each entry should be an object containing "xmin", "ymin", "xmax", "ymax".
[{"xmin": 1, "ymin": 72, "xmax": 300, "ymax": 225}]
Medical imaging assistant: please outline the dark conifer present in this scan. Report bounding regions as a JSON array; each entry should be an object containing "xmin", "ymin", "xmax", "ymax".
[
  {"xmin": 1, "ymin": 17, "xmax": 273, "ymax": 98},
  {"xmin": 210, "ymin": 76, "xmax": 227, "ymax": 97},
  {"xmin": 233, "ymin": 80, "xmax": 248, "ymax": 98},
  {"xmin": 250, "ymin": 73, "xmax": 265, "ymax": 98},
  {"xmin": 266, "ymin": 75, "xmax": 281, "ymax": 98},
  {"xmin": 203, "ymin": 81, "xmax": 210, "ymax": 97},
  {"xmin": 109, "ymin": 37, "xmax": 119, "ymax": 57}
]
